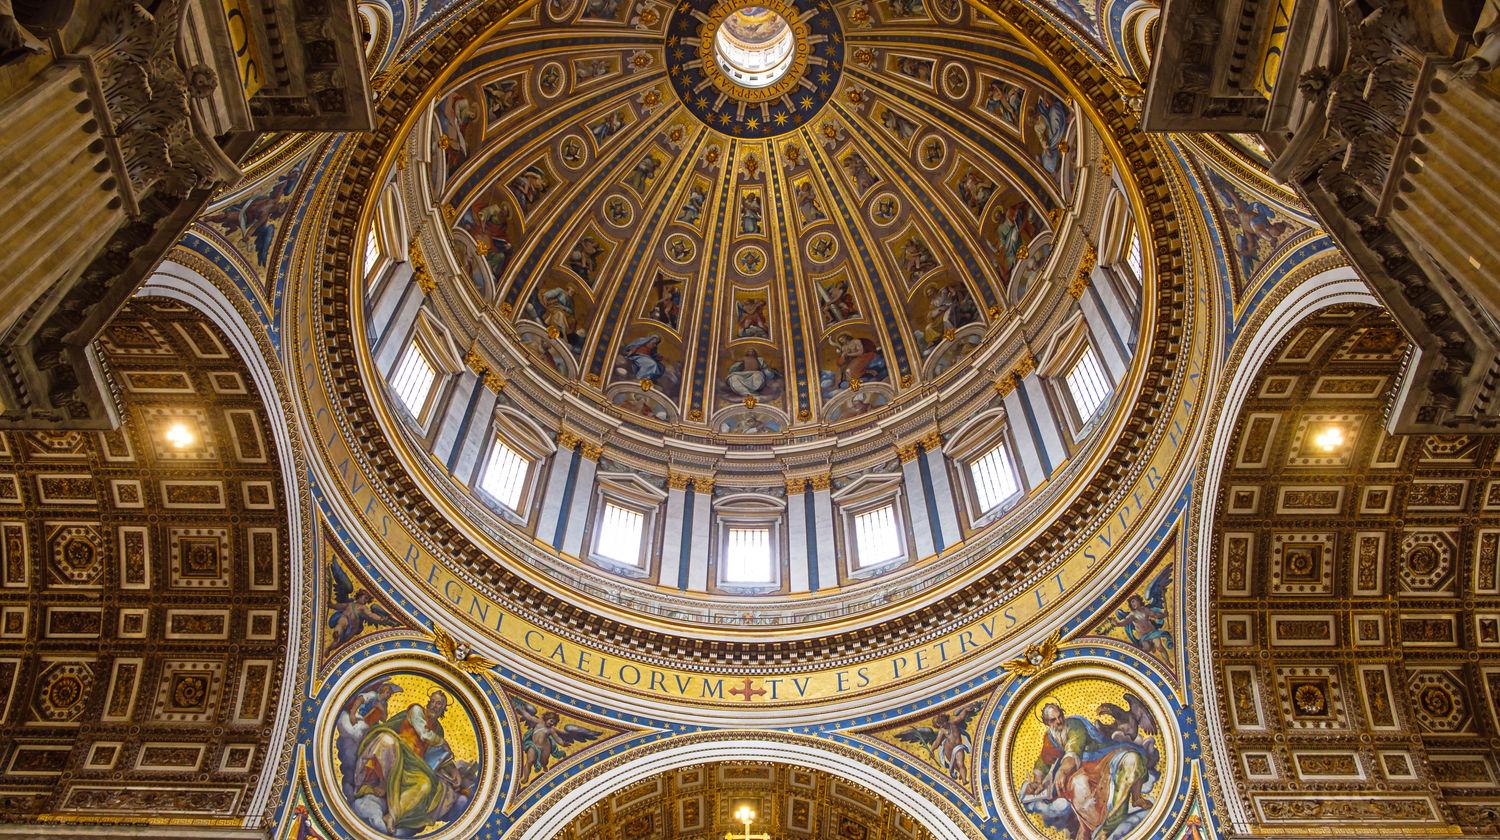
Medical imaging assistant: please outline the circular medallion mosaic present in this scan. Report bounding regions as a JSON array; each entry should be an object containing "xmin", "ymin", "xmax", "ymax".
[
  {"xmin": 321, "ymin": 664, "xmax": 496, "ymax": 839},
  {"xmin": 997, "ymin": 666, "xmax": 1178, "ymax": 840},
  {"xmin": 667, "ymin": 0, "xmax": 844, "ymax": 138}
]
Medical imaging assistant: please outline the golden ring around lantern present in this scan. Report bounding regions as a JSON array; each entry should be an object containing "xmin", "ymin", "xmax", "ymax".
[{"xmin": 697, "ymin": 0, "xmax": 811, "ymax": 103}]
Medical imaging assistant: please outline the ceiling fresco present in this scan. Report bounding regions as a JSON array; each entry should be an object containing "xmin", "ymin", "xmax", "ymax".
[{"xmin": 424, "ymin": 0, "xmax": 1096, "ymax": 436}]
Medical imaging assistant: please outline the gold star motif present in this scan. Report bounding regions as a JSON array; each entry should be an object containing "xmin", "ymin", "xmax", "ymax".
[
  {"xmin": 668, "ymin": 35, "xmax": 679, "ymax": 46},
  {"xmin": 719, "ymin": 113, "xmax": 732, "ymax": 125},
  {"xmin": 673, "ymin": 47, "xmax": 684, "ymax": 59},
  {"xmin": 746, "ymin": 117, "xmax": 759, "ymax": 129},
  {"xmin": 800, "ymin": 96, "xmax": 814, "ymax": 109},
  {"xmin": 774, "ymin": 112, "xmax": 789, "ymax": 125},
  {"xmin": 832, "ymin": 32, "xmax": 842, "ymax": 42},
  {"xmin": 696, "ymin": 95, "xmax": 709, "ymax": 108},
  {"xmin": 670, "ymin": 65, "xmax": 680, "ymax": 76},
  {"xmin": 818, "ymin": 71, "xmax": 831, "ymax": 83}
]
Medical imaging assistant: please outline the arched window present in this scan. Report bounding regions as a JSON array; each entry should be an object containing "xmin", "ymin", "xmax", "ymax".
[
  {"xmin": 970, "ymin": 439, "xmax": 1020, "ymax": 513},
  {"xmin": 832, "ymin": 474, "xmax": 909, "ymax": 574},
  {"xmin": 1037, "ymin": 313, "xmax": 1116, "ymax": 440},
  {"xmin": 713, "ymin": 494, "xmax": 786, "ymax": 590},
  {"xmin": 390, "ymin": 340, "xmax": 438, "ymax": 421},
  {"xmin": 945, "ymin": 410, "xmax": 1027, "ymax": 525},
  {"xmin": 1064, "ymin": 346, "xmax": 1110, "ymax": 421},
  {"xmin": 588, "ymin": 473, "xmax": 666, "ymax": 574},
  {"xmin": 477, "ymin": 436, "xmax": 530, "ymax": 511}
]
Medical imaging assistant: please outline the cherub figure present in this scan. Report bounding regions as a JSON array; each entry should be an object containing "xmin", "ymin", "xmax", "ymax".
[
  {"xmin": 895, "ymin": 701, "xmax": 983, "ymax": 780},
  {"xmin": 1099, "ymin": 565, "xmax": 1172, "ymax": 655},
  {"xmin": 515, "ymin": 698, "xmax": 603, "ymax": 785},
  {"xmin": 327, "ymin": 559, "xmax": 399, "ymax": 654}
]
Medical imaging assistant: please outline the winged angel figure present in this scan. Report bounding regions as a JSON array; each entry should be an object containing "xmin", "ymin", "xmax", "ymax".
[
  {"xmin": 895, "ymin": 701, "xmax": 983, "ymax": 780},
  {"xmin": 327, "ymin": 560, "xmax": 399, "ymax": 654},
  {"xmin": 514, "ymin": 697, "xmax": 603, "ymax": 785},
  {"xmin": 433, "ymin": 627, "xmax": 499, "ymax": 673},
  {"xmin": 1098, "ymin": 566, "xmax": 1172, "ymax": 655}
]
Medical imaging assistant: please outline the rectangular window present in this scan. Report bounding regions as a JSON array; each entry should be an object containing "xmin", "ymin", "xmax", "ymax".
[
  {"xmin": 1065, "ymin": 346, "xmax": 1111, "ymax": 422},
  {"xmin": 364, "ymin": 227, "xmax": 381, "ymax": 278},
  {"xmin": 724, "ymin": 527, "xmax": 773, "ymax": 583},
  {"xmin": 595, "ymin": 502, "xmax": 645, "ymax": 566},
  {"xmin": 853, "ymin": 505, "xmax": 903, "ymax": 568},
  {"xmin": 390, "ymin": 342, "xmax": 437, "ymax": 419},
  {"xmin": 478, "ymin": 436, "xmax": 529, "ymax": 511},
  {"xmin": 1127, "ymin": 233, "xmax": 1144, "ymax": 280},
  {"xmin": 971, "ymin": 440, "xmax": 1021, "ymax": 513}
]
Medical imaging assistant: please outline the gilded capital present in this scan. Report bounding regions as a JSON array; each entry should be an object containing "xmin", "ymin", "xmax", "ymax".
[
  {"xmin": 691, "ymin": 475, "xmax": 715, "ymax": 493},
  {"xmin": 808, "ymin": 474, "xmax": 832, "ymax": 492},
  {"xmin": 555, "ymin": 430, "xmax": 582, "ymax": 450},
  {"xmin": 579, "ymin": 442, "xmax": 604, "ymax": 461},
  {"xmin": 896, "ymin": 443, "xmax": 921, "ymax": 463},
  {"xmin": 1067, "ymin": 270, "xmax": 1089, "ymax": 299},
  {"xmin": 784, "ymin": 476, "xmax": 808, "ymax": 494},
  {"xmin": 483, "ymin": 371, "xmax": 506, "ymax": 392},
  {"xmin": 1013, "ymin": 352, "xmax": 1037, "ymax": 379},
  {"xmin": 919, "ymin": 430, "xmax": 944, "ymax": 452},
  {"xmin": 994, "ymin": 373, "xmax": 1018, "ymax": 397},
  {"xmin": 668, "ymin": 472, "xmax": 692, "ymax": 490},
  {"xmin": 464, "ymin": 348, "xmax": 487, "ymax": 376}
]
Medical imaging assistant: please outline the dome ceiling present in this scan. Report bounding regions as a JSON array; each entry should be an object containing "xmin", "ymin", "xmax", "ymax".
[{"xmin": 426, "ymin": 0, "xmax": 1093, "ymax": 437}]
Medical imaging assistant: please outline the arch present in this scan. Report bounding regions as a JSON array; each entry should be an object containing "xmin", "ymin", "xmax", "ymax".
[
  {"xmin": 138, "ymin": 260, "xmax": 315, "ymax": 826},
  {"xmin": 1188, "ymin": 265, "xmax": 1375, "ymax": 832},
  {"xmin": 509, "ymin": 733, "xmax": 985, "ymax": 840}
]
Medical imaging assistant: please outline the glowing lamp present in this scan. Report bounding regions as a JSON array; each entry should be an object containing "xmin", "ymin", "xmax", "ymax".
[
  {"xmin": 1313, "ymin": 426, "xmax": 1344, "ymax": 453},
  {"xmin": 165, "ymin": 423, "xmax": 194, "ymax": 449}
]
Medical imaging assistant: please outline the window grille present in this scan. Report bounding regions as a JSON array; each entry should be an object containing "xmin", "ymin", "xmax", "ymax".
[
  {"xmin": 1065, "ymin": 347, "xmax": 1110, "ymax": 422},
  {"xmin": 724, "ymin": 527, "xmax": 773, "ymax": 582},
  {"xmin": 390, "ymin": 342, "xmax": 437, "ymax": 418},
  {"xmin": 971, "ymin": 440, "xmax": 1020, "ymax": 512},
  {"xmin": 853, "ymin": 505, "xmax": 904, "ymax": 568},
  {"xmin": 595, "ymin": 502, "xmax": 645, "ymax": 566},
  {"xmin": 478, "ymin": 436, "xmax": 529, "ymax": 510}
]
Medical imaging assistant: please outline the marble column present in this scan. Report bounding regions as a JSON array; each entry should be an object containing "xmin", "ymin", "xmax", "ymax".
[
  {"xmin": 685, "ymin": 477, "xmax": 714, "ymax": 591},
  {"xmin": 431, "ymin": 370, "xmax": 478, "ymax": 474},
  {"xmin": 368, "ymin": 263, "xmax": 414, "ymax": 351},
  {"xmin": 372, "ymin": 275, "xmax": 424, "ymax": 377},
  {"xmin": 810, "ymin": 475, "xmax": 837, "ymax": 591},
  {"xmin": 1018, "ymin": 373, "xmax": 1068, "ymax": 472},
  {"xmin": 536, "ymin": 431, "xmax": 579, "ymax": 549},
  {"xmin": 560, "ymin": 441, "xmax": 602, "ymax": 559},
  {"xmin": 446, "ymin": 378, "xmax": 499, "ymax": 485},
  {"xmin": 920, "ymin": 431, "xmax": 962, "ymax": 552},
  {"xmin": 785, "ymin": 478, "xmax": 811, "ymax": 593},
  {"xmin": 898, "ymin": 444, "xmax": 938, "ymax": 560},
  {"xmin": 1001, "ymin": 383, "xmax": 1049, "ymax": 488},
  {"xmin": 1092, "ymin": 264, "xmax": 1139, "ymax": 351},
  {"xmin": 1079, "ymin": 285, "xmax": 1129, "ymax": 382},
  {"xmin": 657, "ymin": 474, "xmax": 691, "ymax": 590}
]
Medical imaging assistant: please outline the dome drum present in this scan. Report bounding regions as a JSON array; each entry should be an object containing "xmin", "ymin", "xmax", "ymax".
[{"xmin": 352, "ymin": 0, "xmax": 1154, "ymax": 626}]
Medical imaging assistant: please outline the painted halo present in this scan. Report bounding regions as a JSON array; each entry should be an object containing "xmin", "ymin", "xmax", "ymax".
[
  {"xmin": 995, "ymin": 663, "xmax": 1178, "ymax": 840},
  {"xmin": 317, "ymin": 654, "xmax": 500, "ymax": 839}
]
